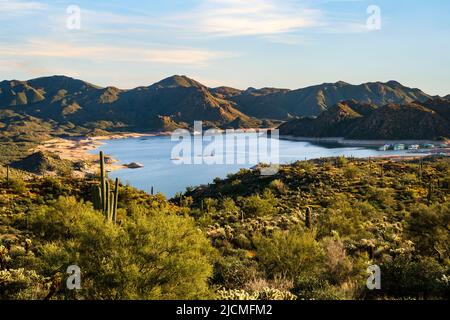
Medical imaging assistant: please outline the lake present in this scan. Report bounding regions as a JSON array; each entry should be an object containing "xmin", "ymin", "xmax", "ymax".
[{"xmin": 94, "ymin": 134, "xmax": 419, "ymax": 198}]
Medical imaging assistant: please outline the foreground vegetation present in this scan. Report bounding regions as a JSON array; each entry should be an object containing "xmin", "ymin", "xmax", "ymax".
[{"xmin": 0, "ymin": 156, "xmax": 449, "ymax": 300}]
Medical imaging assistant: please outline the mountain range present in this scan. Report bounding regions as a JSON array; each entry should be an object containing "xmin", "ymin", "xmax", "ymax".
[
  {"xmin": 0, "ymin": 75, "xmax": 449, "ymax": 139},
  {"xmin": 278, "ymin": 99, "xmax": 450, "ymax": 140}
]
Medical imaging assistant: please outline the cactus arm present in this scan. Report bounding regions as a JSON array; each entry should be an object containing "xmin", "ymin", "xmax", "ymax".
[
  {"xmin": 105, "ymin": 180, "xmax": 110, "ymax": 220},
  {"xmin": 113, "ymin": 178, "xmax": 119, "ymax": 224},
  {"xmin": 100, "ymin": 151, "xmax": 107, "ymax": 212}
]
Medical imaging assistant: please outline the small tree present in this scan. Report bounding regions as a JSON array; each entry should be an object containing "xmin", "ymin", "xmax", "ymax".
[{"xmin": 29, "ymin": 197, "xmax": 216, "ymax": 300}]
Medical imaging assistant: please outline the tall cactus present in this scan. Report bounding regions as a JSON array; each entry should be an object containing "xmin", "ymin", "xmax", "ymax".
[
  {"xmin": 112, "ymin": 178, "xmax": 119, "ymax": 224},
  {"xmin": 6, "ymin": 165, "xmax": 9, "ymax": 187},
  {"xmin": 418, "ymin": 158, "xmax": 423, "ymax": 182},
  {"xmin": 427, "ymin": 181, "xmax": 434, "ymax": 206},
  {"xmin": 93, "ymin": 152, "xmax": 119, "ymax": 223},
  {"xmin": 305, "ymin": 206, "xmax": 312, "ymax": 229},
  {"xmin": 105, "ymin": 180, "xmax": 110, "ymax": 219},
  {"xmin": 100, "ymin": 151, "xmax": 107, "ymax": 212}
]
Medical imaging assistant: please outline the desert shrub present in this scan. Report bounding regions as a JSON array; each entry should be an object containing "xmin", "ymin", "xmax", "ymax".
[
  {"xmin": 379, "ymin": 256, "xmax": 448, "ymax": 299},
  {"xmin": 343, "ymin": 166, "xmax": 359, "ymax": 179},
  {"xmin": 204, "ymin": 198, "xmax": 219, "ymax": 214},
  {"xmin": 26, "ymin": 197, "xmax": 216, "ymax": 300},
  {"xmin": 366, "ymin": 187, "xmax": 396, "ymax": 209},
  {"xmin": 255, "ymin": 229, "xmax": 324, "ymax": 280},
  {"xmin": 400, "ymin": 173, "xmax": 418, "ymax": 185},
  {"xmin": 217, "ymin": 288, "xmax": 297, "ymax": 301},
  {"xmin": 321, "ymin": 237, "xmax": 354, "ymax": 285},
  {"xmin": 434, "ymin": 160, "xmax": 450, "ymax": 172},
  {"xmin": 317, "ymin": 198, "xmax": 372, "ymax": 240},
  {"xmin": 0, "ymin": 268, "xmax": 48, "ymax": 300},
  {"xmin": 239, "ymin": 189, "xmax": 278, "ymax": 218},
  {"xmin": 213, "ymin": 256, "xmax": 261, "ymax": 290},
  {"xmin": 233, "ymin": 233, "xmax": 252, "ymax": 250},
  {"xmin": 219, "ymin": 198, "xmax": 240, "ymax": 218},
  {"xmin": 336, "ymin": 156, "xmax": 348, "ymax": 168},
  {"xmin": 269, "ymin": 179, "xmax": 288, "ymax": 194},
  {"xmin": 39, "ymin": 177, "xmax": 69, "ymax": 200},
  {"xmin": 406, "ymin": 202, "xmax": 450, "ymax": 259},
  {"xmin": 7, "ymin": 178, "xmax": 27, "ymax": 194},
  {"xmin": 294, "ymin": 161, "xmax": 315, "ymax": 171},
  {"xmin": 293, "ymin": 276, "xmax": 345, "ymax": 300}
]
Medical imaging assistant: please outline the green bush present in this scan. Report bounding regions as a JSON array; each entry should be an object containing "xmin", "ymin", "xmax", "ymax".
[
  {"xmin": 27, "ymin": 197, "xmax": 217, "ymax": 300},
  {"xmin": 406, "ymin": 203, "xmax": 450, "ymax": 260},
  {"xmin": 0, "ymin": 268, "xmax": 48, "ymax": 300},
  {"xmin": 239, "ymin": 189, "xmax": 278, "ymax": 218},
  {"xmin": 379, "ymin": 256, "xmax": 448, "ymax": 299},
  {"xmin": 213, "ymin": 256, "xmax": 261, "ymax": 290},
  {"xmin": 255, "ymin": 229, "xmax": 324, "ymax": 280},
  {"xmin": 7, "ymin": 178, "xmax": 28, "ymax": 194},
  {"xmin": 217, "ymin": 288, "xmax": 297, "ymax": 301},
  {"xmin": 293, "ymin": 276, "xmax": 345, "ymax": 300}
]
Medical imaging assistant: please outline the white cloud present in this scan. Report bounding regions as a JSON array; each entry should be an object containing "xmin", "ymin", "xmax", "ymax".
[
  {"xmin": 1, "ymin": 39, "xmax": 236, "ymax": 66},
  {"xmin": 0, "ymin": 0, "xmax": 46, "ymax": 14},
  {"xmin": 170, "ymin": 0, "xmax": 323, "ymax": 37}
]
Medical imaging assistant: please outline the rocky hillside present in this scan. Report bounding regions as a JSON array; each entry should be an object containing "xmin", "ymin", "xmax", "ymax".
[
  {"xmin": 279, "ymin": 99, "xmax": 450, "ymax": 140},
  {"xmin": 0, "ymin": 75, "xmax": 260, "ymax": 132},
  {"xmin": 10, "ymin": 151, "xmax": 74, "ymax": 174},
  {"xmin": 227, "ymin": 80, "xmax": 432, "ymax": 119},
  {"xmin": 0, "ymin": 76, "xmax": 435, "ymax": 130}
]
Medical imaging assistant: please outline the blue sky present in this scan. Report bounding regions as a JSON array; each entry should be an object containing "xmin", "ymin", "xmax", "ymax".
[{"xmin": 0, "ymin": 0, "xmax": 449, "ymax": 95}]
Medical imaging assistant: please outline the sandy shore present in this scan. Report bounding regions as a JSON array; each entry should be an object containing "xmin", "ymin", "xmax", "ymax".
[
  {"xmin": 34, "ymin": 132, "xmax": 170, "ymax": 176},
  {"xmin": 34, "ymin": 132, "xmax": 448, "ymax": 178}
]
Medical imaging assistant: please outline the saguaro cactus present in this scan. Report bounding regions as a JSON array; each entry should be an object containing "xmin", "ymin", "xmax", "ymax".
[
  {"xmin": 427, "ymin": 181, "xmax": 434, "ymax": 206},
  {"xmin": 305, "ymin": 207, "xmax": 312, "ymax": 229},
  {"xmin": 100, "ymin": 151, "xmax": 107, "ymax": 212},
  {"xmin": 93, "ymin": 152, "xmax": 119, "ymax": 223},
  {"xmin": 418, "ymin": 158, "xmax": 424, "ymax": 182},
  {"xmin": 112, "ymin": 178, "xmax": 119, "ymax": 223}
]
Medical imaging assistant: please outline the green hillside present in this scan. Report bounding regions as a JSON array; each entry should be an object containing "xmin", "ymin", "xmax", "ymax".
[
  {"xmin": 1, "ymin": 157, "xmax": 448, "ymax": 300},
  {"xmin": 279, "ymin": 100, "xmax": 450, "ymax": 140}
]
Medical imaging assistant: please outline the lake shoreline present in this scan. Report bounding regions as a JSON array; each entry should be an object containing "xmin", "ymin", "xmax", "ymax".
[
  {"xmin": 279, "ymin": 135, "xmax": 448, "ymax": 147},
  {"xmin": 34, "ymin": 131, "xmax": 448, "ymax": 179},
  {"xmin": 33, "ymin": 131, "xmax": 172, "ymax": 177}
]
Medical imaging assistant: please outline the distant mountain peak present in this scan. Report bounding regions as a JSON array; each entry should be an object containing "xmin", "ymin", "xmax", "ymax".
[
  {"xmin": 335, "ymin": 81, "xmax": 350, "ymax": 86},
  {"xmin": 385, "ymin": 80, "xmax": 403, "ymax": 87},
  {"xmin": 151, "ymin": 75, "xmax": 203, "ymax": 89},
  {"xmin": 28, "ymin": 75, "xmax": 102, "ymax": 91}
]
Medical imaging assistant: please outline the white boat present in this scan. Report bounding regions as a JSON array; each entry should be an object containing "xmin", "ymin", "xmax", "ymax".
[{"xmin": 393, "ymin": 144, "xmax": 406, "ymax": 151}]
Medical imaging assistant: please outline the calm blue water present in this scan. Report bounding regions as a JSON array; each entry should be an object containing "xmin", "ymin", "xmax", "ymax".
[{"xmin": 94, "ymin": 135, "xmax": 417, "ymax": 198}]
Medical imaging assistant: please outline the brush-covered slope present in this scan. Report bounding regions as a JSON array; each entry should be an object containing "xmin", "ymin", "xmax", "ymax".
[
  {"xmin": 0, "ymin": 75, "xmax": 259, "ymax": 131},
  {"xmin": 229, "ymin": 81, "xmax": 432, "ymax": 120},
  {"xmin": 0, "ymin": 76, "xmax": 434, "ymax": 129},
  {"xmin": 279, "ymin": 99, "xmax": 450, "ymax": 140}
]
